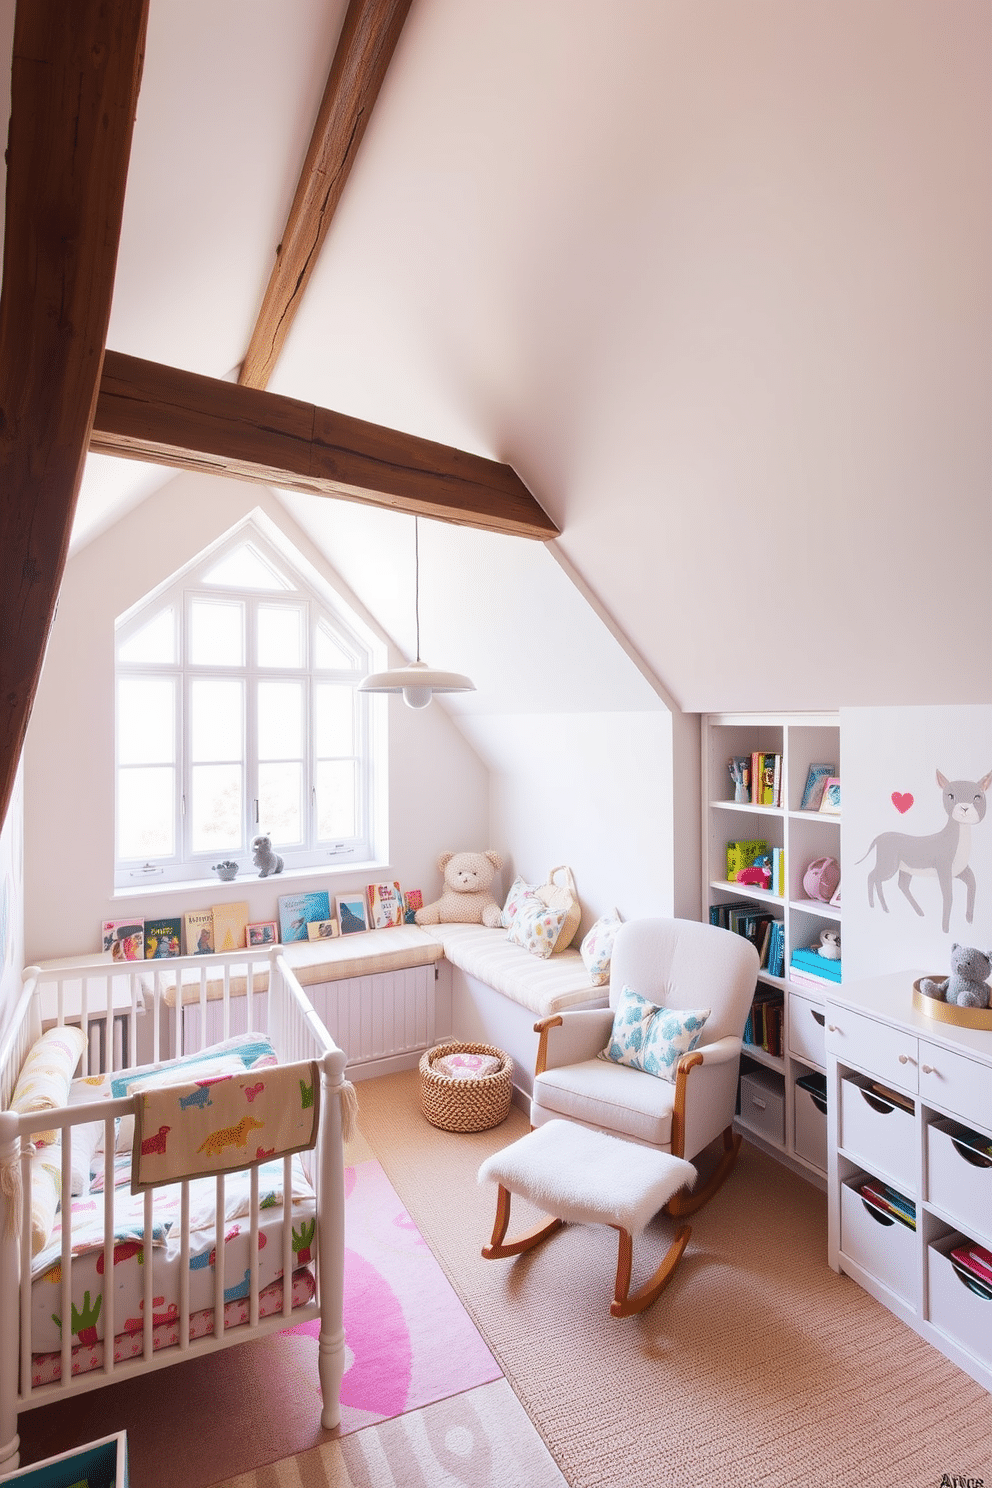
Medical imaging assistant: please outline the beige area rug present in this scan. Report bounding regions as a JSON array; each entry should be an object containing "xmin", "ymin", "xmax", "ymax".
[
  {"xmin": 340, "ymin": 1071, "xmax": 992, "ymax": 1488},
  {"xmin": 214, "ymin": 1378, "xmax": 567, "ymax": 1487}
]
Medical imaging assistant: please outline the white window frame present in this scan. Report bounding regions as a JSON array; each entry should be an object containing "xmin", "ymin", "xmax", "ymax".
[{"xmin": 114, "ymin": 517, "xmax": 381, "ymax": 888}]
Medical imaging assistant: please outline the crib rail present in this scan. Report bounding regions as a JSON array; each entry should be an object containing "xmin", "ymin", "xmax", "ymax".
[{"xmin": 0, "ymin": 950, "xmax": 349, "ymax": 1466}]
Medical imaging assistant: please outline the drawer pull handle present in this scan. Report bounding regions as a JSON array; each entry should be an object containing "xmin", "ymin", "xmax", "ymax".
[
  {"xmin": 752, "ymin": 1098, "xmax": 767, "ymax": 1110},
  {"xmin": 950, "ymin": 1136, "xmax": 992, "ymax": 1170},
  {"xmin": 897, "ymin": 1054, "xmax": 916, "ymax": 1066},
  {"xmin": 811, "ymin": 1010, "xmax": 826, "ymax": 1027},
  {"xmin": 922, "ymin": 1064, "xmax": 935, "ymax": 1075},
  {"xmin": 827, "ymin": 1024, "xmax": 839, "ymax": 1033}
]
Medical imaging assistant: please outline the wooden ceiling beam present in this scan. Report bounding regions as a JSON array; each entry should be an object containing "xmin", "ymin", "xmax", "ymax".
[
  {"xmin": 92, "ymin": 351, "xmax": 559, "ymax": 540},
  {"xmin": 0, "ymin": 0, "xmax": 148, "ymax": 829},
  {"xmin": 239, "ymin": 0, "xmax": 414, "ymax": 390}
]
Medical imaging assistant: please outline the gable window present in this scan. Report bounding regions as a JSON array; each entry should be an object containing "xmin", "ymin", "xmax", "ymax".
[{"xmin": 115, "ymin": 520, "xmax": 379, "ymax": 887}]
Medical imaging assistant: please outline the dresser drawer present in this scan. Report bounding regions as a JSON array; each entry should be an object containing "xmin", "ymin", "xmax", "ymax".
[
  {"xmin": 789, "ymin": 991, "xmax": 826, "ymax": 1068},
  {"xmin": 840, "ymin": 1175, "xmax": 917, "ymax": 1305},
  {"xmin": 920, "ymin": 1041, "xmax": 992, "ymax": 1128},
  {"xmin": 928, "ymin": 1237, "xmax": 992, "ymax": 1369},
  {"xmin": 926, "ymin": 1119, "xmax": 992, "ymax": 1241},
  {"xmin": 840, "ymin": 1076, "xmax": 917, "ymax": 1194},
  {"xmin": 824, "ymin": 1005, "xmax": 919, "ymax": 1093}
]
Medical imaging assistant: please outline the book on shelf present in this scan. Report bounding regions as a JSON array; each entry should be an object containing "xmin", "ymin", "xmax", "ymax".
[
  {"xmin": 247, "ymin": 920, "xmax": 278, "ymax": 947},
  {"xmin": 212, "ymin": 900, "xmax": 250, "ymax": 952},
  {"xmin": 819, "ymin": 777, "xmax": 841, "ymax": 815},
  {"xmin": 726, "ymin": 839, "xmax": 768, "ymax": 880},
  {"xmin": 403, "ymin": 888, "xmax": 423, "ymax": 923},
  {"xmin": 367, "ymin": 880, "xmax": 404, "ymax": 929},
  {"xmin": 143, "ymin": 917, "xmax": 182, "ymax": 959},
  {"xmin": 728, "ymin": 755, "xmax": 751, "ymax": 801},
  {"xmin": 868, "ymin": 1082, "xmax": 915, "ymax": 1114},
  {"xmin": 800, "ymin": 763, "xmax": 836, "ymax": 812},
  {"xmin": 278, "ymin": 891, "xmax": 331, "ymax": 944},
  {"xmin": 745, "ymin": 987, "xmax": 784, "ymax": 1057},
  {"xmin": 183, "ymin": 908, "xmax": 215, "ymax": 955},
  {"xmin": 307, "ymin": 918, "xmax": 339, "ymax": 941},
  {"xmin": 859, "ymin": 1178, "xmax": 916, "ymax": 1230},
  {"xmin": 101, "ymin": 919, "xmax": 145, "ymax": 961},
  {"xmin": 951, "ymin": 1242, "xmax": 992, "ymax": 1293},
  {"xmin": 790, "ymin": 947, "xmax": 842, "ymax": 983}
]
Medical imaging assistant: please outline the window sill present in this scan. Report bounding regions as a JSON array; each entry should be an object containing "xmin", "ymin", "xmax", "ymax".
[{"xmin": 112, "ymin": 859, "xmax": 392, "ymax": 902}]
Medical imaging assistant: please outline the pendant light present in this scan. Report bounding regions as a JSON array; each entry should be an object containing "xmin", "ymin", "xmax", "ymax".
[{"xmin": 359, "ymin": 517, "xmax": 475, "ymax": 709}]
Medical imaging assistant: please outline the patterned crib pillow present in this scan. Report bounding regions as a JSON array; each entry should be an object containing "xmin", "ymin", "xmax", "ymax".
[
  {"xmin": 579, "ymin": 909, "xmax": 623, "ymax": 987},
  {"xmin": 506, "ymin": 897, "xmax": 567, "ymax": 960},
  {"xmin": 30, "ymin": 1149, "xmax": 62, "ymax": 1256},
  {"xmin": 599, "ymin": 985, "xmax": 710, "ymax": 1082},
  {"xmin": 10, "ymin": 1025, "xmax": 87, "ymax": 1146},
  {"xmin": 500, "ymin": 874, "xmax": 535, "ymax": 929}
]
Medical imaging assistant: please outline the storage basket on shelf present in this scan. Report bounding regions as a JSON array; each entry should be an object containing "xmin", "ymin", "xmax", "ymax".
[{"xmin": 419, "ymin": 1041, "xmax": 514, "ymax": 1132}]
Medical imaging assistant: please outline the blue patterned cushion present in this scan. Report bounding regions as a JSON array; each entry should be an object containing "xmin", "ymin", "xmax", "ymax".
[{"xmin": 599, "ymin": 985, "xmax": 710, "ymax": 1082}]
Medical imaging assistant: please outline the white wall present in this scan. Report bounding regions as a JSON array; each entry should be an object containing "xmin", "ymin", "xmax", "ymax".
[
  {"xmin": 0, "ymin": 764, "xmax": 25, "ymax": 1038},
  {"xmin": 22, "ymin": 474, "xmax": 489, "ymax": 963},
  {"xmin": 459, "ymin": 711, "xmax": 676, "ymax": 936}
]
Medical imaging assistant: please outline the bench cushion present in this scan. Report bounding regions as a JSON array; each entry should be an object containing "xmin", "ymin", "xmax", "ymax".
[{"xmin": 425, "ymin": 924, "xmax": 600, "ymax": 1017}]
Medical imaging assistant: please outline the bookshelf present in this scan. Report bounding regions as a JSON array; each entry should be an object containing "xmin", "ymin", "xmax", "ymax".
[{"xmin": 702, "ymin": 713, "xmax": 842, "ymax": 1186}]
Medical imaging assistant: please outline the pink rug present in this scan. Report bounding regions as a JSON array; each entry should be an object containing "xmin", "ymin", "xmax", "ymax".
[
  {"xmin": 17, "ymin": 1159, "xmax": 501, "ymax": 1486},
  {"xmin": 284, "ymin": 1157, "xmax": 502, "ymax": 1432}
]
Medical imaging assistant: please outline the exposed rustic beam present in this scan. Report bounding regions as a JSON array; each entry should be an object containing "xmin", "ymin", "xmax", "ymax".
[
  {"xmin": 0, "ymin": 0, "xmax": 148, "ymax": 831},
  {"xmin": 92, "ymin": 351, "xmax": 558, "ymax": 540},
  {"xmin": 239, "ymin": 0, "xmax": 413, "ymax": 390}
]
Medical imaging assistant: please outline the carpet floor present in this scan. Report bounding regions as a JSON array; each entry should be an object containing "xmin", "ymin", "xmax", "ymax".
[{"xmin": 346, "ymin": 1070, "xmax": 992, "ymax": 1488}]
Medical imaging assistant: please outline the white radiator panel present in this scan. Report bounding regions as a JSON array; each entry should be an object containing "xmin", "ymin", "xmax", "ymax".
[{"xmin": 176, "ymin": 965, "xmax": 439, "ymax": 1072}]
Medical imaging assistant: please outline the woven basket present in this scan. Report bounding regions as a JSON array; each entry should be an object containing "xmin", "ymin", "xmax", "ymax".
[{"xmin": 419, "ymin": 1041, "xmax": 514, "ymax": 1133}]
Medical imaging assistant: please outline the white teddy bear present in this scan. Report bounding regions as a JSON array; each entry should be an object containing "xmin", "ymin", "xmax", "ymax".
[{"xmin": 415, "ymin": 850, "xmax": 503, "ymax": 928}]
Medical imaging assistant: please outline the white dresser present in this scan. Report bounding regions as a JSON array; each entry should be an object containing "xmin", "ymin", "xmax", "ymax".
[{"xmin": 825, "ymin": 972, "xmax": 992, "ymax": 1393}]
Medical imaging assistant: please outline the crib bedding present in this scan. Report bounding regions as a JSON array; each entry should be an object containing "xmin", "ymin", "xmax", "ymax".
[
  {"xmin": 31, "ymin": 1267, "xmax": 316, "ymax": 1387},
  {"xmin": 30, "ymin": 1039, "xmax": 319, "ymax": 1360}
]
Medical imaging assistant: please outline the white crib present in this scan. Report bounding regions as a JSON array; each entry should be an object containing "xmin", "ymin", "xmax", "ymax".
[{"xmin": 0, "ymin": 948, "xmax": 350, "ymax": 1474}]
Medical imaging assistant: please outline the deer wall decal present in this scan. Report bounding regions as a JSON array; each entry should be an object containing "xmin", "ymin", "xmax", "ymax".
[{"xmin": 856, "ymin": 769, "xmax": 992, "ymax": 934}]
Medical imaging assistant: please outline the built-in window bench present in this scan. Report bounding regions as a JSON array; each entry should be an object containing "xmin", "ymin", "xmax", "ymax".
[{"xmin": 34, "ymin": 925, "xmax": 607, "ymax": 1107}]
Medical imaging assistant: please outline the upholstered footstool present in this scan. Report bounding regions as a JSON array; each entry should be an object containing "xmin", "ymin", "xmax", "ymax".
[{"xmin": 477, "ymin": 1118, "xmax": 697, "ymax": 1317}]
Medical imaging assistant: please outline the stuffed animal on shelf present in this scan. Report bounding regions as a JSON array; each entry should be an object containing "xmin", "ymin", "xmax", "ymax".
[
  {"xmin": 415, "ymin": 850, "xmax": 503, "ymax": 928},
  {"xmin": 919, "ymin": 943, "xmax": 992, "ymax": 1009},
  {"xmin": 251, "ymin": 834, "xmax": 284, "ymax": 877},
  {"xmin": 816, "ymin": 928, "xmax": 841, "ymax": 961},
  {"xmin": 737, "ymin": 853, "xmax": 772, "ymax": 890}
]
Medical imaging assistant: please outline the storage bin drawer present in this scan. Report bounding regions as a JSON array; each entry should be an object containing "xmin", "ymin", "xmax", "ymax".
[
  {"xmin": 794, "ymin": 1073, "xmax": 827, "ymax": 1171},
  {"xmin": 738, "ymin": 1068, "xmax": 785, "ymax": 1146},
  {"xmin": 824, "ymin": 1005, "xmax": 919, "ymax": 1094},
  {"xmin": 928, "ymin": 1237, "xmax": 992, "ymax": 1369},
  {"xmin": 840, "ymin": 1176, "xmax": 917, "ymax": 1305},
  {"xmin": 927, "ymin": 1119, "xmax": 992, "ymax": 1241},
  {"xmin": 840, "ymin": 1076, "xmax": 917, "ymax": 1193},
  {"xmin": 920, "ymin": 1042, "xmax": 992, "ymax": 1130},
  {"xmin": 789, "ymin": 991, "xmax": 826, "ymax": 1068}
]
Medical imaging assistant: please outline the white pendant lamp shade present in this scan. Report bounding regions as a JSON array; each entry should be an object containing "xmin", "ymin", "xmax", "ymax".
[
  {"xmin": 358, "ymin": 659, "xmax": 475, "ymax": 709},
  {"xmin": 359, "ymin": 518, "xmax": 475, "ymax": 709}
]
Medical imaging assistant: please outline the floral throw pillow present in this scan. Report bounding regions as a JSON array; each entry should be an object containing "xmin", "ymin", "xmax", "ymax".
[
  {"xmin": 506, "ymin": 896, "xmax": 567, "ymax": 959},
  {"xmin": 599, "ymin": 985, "xmax": 710, "ymax": 1082},
  {"xmin": 500, "ymin": 874, "xmax": 535, "ymax": 928},
  {"xmin": 580, "ymin": 909, "xmax": 623, "ymax": 986}
]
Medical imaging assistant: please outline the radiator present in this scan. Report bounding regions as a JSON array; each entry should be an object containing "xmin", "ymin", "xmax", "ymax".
[{"xmin": 176, "ymin": 964, "xmax": 440, "ymax": 1076}]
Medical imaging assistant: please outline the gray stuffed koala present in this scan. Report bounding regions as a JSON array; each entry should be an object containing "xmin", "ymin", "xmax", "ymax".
[
  {"xmin": 251, "ymin": 834, "xmax": 284, "ymax": 877},
  {"xmin": 919, "ymin": 942, "xmax": 992, "ymax": 1009}
]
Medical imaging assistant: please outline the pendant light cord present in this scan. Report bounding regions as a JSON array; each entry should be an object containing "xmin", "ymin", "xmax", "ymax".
[{"xmin": 414, "ymin": 516, "xmax": 422, "ymax": 663}]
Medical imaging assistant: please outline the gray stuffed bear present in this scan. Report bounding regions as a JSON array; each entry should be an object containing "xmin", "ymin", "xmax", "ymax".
[
  {"xmin": 251, "ymin": 833, "xmax": 284, "ymax": 877},
  {"xmin": 919, "ymin": 942, "xmax": 992, "ymax": 1009}
]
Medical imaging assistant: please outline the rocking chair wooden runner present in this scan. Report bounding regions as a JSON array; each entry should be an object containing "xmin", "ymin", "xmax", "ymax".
[{"xmin": 528, "ymin": 917, "xmax": 760, "ymax": 1220}]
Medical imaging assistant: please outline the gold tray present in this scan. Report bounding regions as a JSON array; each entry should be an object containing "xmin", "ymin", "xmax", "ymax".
[{"xmin": 912, "ymin": 979, "xmax": 992, "ymax": 1031}]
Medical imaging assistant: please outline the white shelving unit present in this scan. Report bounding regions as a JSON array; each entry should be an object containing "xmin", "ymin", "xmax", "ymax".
[
  {"xmin": 825, "ymin": 972, "xmax": 992, "ymax": 1395},
  {"xmin": 702, "ymin": 713, "xmax": 842, "ymax": 1185}
]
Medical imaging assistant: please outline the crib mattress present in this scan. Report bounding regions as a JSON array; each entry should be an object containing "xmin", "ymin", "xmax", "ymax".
[{"xmin": 31, "ymin": 1148, "xmax": 317, "ymax": 1355}]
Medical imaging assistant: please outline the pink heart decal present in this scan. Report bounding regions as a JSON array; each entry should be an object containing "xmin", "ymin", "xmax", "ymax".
[{"xmin": 891, "ymin": 792, "xmax": 914, "ymax": 814}]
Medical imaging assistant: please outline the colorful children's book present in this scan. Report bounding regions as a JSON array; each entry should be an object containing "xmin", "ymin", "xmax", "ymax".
[
  {"xmin": 211, "ymin": 900, "xmax": 250, "ymax": 952},
  {"xmin": 367, "ymin": 880, "xmax": 404, "ymax": 929},
  {"xmin": 403, "ymin": 889, "xmax": 423, "ymax": 924},
  {"xmin": 102, "ymin": 919, "xmax": 145, "ymax": 961},
  {"xmin": 307, "ymin": 918, "xmax": 339, "ymax": 941},
  {"xmin": 247, "ymin": 920, "xmax": 278, "ymax": 947},
  {"xmin": 184, "ymin": 908, "xmax": 215, "ymax": 955},
  {"xmin": 143, "ymin": 917, "xmax": 182, "ymax": 959},
  {"xmin": 801, "ymin": 764, "xmax": 835, "ymax": 811},
  {"xmin": 278, "ymin": 891, "xmax": 331, "ymax": 944}
]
